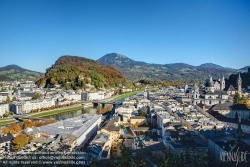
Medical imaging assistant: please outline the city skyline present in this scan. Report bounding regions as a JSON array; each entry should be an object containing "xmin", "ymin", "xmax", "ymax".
[{"xmin": 1, "ymin": 0, "xmax": 250, "ymax": 72}]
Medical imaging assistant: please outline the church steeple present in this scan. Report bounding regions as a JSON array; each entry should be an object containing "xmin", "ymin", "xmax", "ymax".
[
  {"xmin": 237, "ymin": 71, "xmax": 242, "ymax": 97},
  {"xmin": 220, "ymin": 74, "xmax": 225, "ymax": 91}
]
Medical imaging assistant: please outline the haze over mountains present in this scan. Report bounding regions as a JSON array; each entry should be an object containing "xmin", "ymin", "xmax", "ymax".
[{"xmin": 97, "ymin": 53, "xmax": 237, "ymax": 81}]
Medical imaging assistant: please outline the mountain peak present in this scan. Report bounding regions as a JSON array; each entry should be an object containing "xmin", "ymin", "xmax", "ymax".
[
  {"xmin": 100, "ymin": 53, "xmax": 130, "ymax": 59},
  {"xmin": 0, "ymin": 64, "xmax": 43, "ymax": 81},
  {"xmin": 2, "ymin": 64, "xmax": 25, "ymax": 71},
  {"xmin": 97, "ymin": 53, "xmax": 135, "ymax": 67},
  {"xmin": 199, "ymin": 63, "xmax": 224, "ymax": 69}
]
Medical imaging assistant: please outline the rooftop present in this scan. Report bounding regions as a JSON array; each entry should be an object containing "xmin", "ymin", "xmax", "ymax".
[
  {"xmin": 207, "ymin": 110, "xmax": 250, "ymax": 126},
  {"xmin": 102, "ymin": 120, "xmax": 120, "ymax": 131},
  {"xmin": 39, "ymin": 114, "xmax": 101, "ymax": 138},
  {"xmin": 0, "ymin": 133, "xmax": 13, "ymax": 144},
  {"xmin": 212, "ymin": 102, "xmax": 250, "ymax": 111}
]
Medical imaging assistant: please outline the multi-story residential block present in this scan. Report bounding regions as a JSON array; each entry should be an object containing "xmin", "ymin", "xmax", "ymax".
[
  {"xmin": 11, "ymin": 99, "xmax": 55, "ymax": 114},
  {"xmin": 115, "ymin": 106, "xmax": 134, "ymax": 115},
  {"xmin": 99, "ymin": 120, "xmax": 120, "ymax": 156},
  {"xmin": 81, "ymin": 92, "xmax": 105, "ymax": 101},
  {"xmin": 156, "ymin": 111, "xmax": 175, "ymax": 129},
  {"xmin": 0, "ymin": 102, "xmax": 9, "ymax": 116},
  {"xmin": 89, "ymin": 132, "xmax": 111, "ymax": 160}
]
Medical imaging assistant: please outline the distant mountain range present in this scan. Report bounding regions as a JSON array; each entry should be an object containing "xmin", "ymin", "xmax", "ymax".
[
  {"xmin": 97, "ymin": 53, "xmax": 238, "ymax": 81},
  {"xmin": 0, "ymin": 65, "xmax": 44, "ymax": 81},
  {"xmin": 1, "ymin": 54, "xmax": 247, "ymax": 84}
]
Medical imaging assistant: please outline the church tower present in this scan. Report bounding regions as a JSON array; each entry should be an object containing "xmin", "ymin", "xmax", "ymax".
[
  {"xmin": 220, "ymin": 75, "xmax": 225, "ymax": 91},
  {"xmin": 192, "ymin": 83, "xmax": 200, "ymax": 105},
  {"xmin": 205, "ymin": 75, "xmax": 215, "ymax": 92},
  {"xmin": 237, "ymin": 72, "xmax": 242, "ymax": 97}
]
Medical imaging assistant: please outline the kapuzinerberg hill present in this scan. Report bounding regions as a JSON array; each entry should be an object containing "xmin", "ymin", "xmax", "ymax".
[{"xmin": 38, "ymin": 55, "xmax": 126, "ymax": 89}]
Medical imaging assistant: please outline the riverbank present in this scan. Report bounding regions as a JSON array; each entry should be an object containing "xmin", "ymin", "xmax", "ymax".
[
  {"xmin": 0, "ymin": 105, "xmax": 85, "ymax": 126},
  {"xmin": 28, "ymin": 104, "xmax": 84, "ymax": 118}
]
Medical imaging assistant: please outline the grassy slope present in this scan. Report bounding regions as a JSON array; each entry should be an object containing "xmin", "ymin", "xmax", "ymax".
[{"xmin": 0, "ymin": 118, "xmax": 16, "ymax": 125}]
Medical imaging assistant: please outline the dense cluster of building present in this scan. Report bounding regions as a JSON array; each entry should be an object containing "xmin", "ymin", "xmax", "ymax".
[
  {"xmin": 0, "ymin": 72, "xmax": 250, "ymax": 165},
  {"xmin": 0, "ymin": 80, "xmax": 133, "ymax": 116}
]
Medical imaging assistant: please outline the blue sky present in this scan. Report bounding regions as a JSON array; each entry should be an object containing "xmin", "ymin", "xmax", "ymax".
[{"xmin": 0, "ymin": 0, "xmax": 250, "ymax": 72}]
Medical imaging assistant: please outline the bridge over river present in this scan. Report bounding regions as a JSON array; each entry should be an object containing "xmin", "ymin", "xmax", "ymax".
[{"xmin": 92, "ymin": 100, "xmax": 123, "ymax": 107}]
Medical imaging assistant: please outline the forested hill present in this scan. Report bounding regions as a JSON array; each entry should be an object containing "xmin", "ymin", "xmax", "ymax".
[
  {"xmin": 0, "ymin": 65, "xmax": 43, "ymax": 81},
  {"xmin": 37, "ymin": 55, "xmax": 126, "ymax": 89},
  {"xmin": 97, "ymin": 53, "xmax": 236, "ymax": 82},
  {"xmin": 228, "ymin": 72, "xmax": 250, "ymax": 88}
]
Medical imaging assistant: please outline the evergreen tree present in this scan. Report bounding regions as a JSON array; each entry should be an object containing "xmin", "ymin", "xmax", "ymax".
[{"xmin": 233, "ymin": 92, "xmax": 241, "ymax": 104}]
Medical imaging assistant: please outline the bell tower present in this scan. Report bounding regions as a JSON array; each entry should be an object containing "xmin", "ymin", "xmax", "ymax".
[
  {"xmin": 237, "ymin": 72, "xmax": 242, "ymax": 97},
  {"xmin": 220, "ymin": 75, "xmax": 225, "ymax": 91}
]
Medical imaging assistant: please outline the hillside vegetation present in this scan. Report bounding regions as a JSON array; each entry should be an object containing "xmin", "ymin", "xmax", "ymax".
[
  {"xmin": 228, "ymin": 72, "xmax": 250, "ymax": 88},
  {"xmin": 0, "ymin": 65, "xmax": 43, "ymax": 81},
  {"xmin": 37, "ymin": 55, "xmax": 126, "ymax": 90}
]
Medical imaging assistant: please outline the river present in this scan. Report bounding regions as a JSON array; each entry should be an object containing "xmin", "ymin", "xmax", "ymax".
[
  {"xmin": 0, "ymin": 98, "xmax": 127, "ymax": 130},
  {"xmin": 0, "ymin": 107, "xmax": 97, "ymax": 131},
  {"xmin": 43, "ymin": 106, "xmax": 97, "ymax": 120}
]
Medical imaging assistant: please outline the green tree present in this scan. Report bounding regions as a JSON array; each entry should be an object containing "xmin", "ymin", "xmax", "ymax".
[
  {"xmin": 233, "ymin": 92, "xmax": 241, "ymax": 104},
  {"xmin": 22, "ymin": 120, "xmax": 35, "ymax": 129},
  {"xmin": 12, "ymin": 96, "xmax": 17, "ymax": 102},
  {"xmin": 6, "ymin": 95, "xmax": 11, "ymax": 104},
  {"xmin": 139, "ymin": 110, "xmax": 146, "ymax": 117}
]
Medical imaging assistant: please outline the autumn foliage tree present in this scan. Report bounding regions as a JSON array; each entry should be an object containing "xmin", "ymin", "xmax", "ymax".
[
  {"xmin": 12, "ymin": 134, "xmax": 28, "ymax": 152},
  {"xmin": 22, "ymin": 120, "xmax": 35, "ymax": 129},
  {"xmin": 42, "ymin": 56, "xmax": 126, "ymax": 90},
  {"xmin": 32, "ymin": 92, "xmax": 41, "ymax": 99},
  {"xmin": 2, "ymin": 127, "xmax": 10, "ymax": 134},
  {"xmin": 97, "ymin": 105, "xmax": 113, "ymax": 114},
  {"xmin": 9, "ymin": 123, "xmax": 22, "ymax": 134}
]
